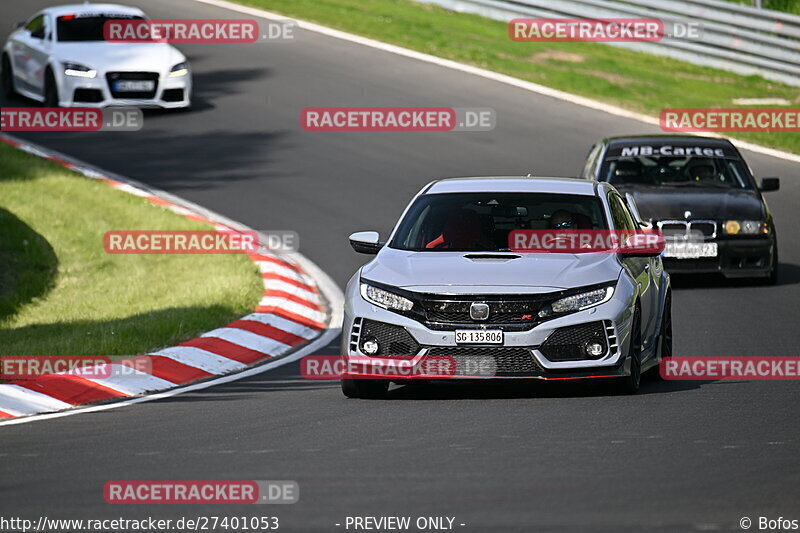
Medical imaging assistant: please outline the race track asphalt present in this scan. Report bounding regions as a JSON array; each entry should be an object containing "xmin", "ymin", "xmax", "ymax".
[{"xmin": 1, "ymin": 1, "xmax": 799, "ymax": 531}]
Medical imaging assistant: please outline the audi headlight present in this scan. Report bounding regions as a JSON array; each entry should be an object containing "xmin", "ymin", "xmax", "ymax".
[
  {"xmin": 538, "ymin": 286, "xmax": 614, "ymax": 318},
  {"xmin": 64, "ymin": 62, "xmax": 96, "ymax": 78},
  {"xmin": 169, "ymin": 62, "xmax": 189, "ymax": 77},
  {"xmin": 360, "ymin": 283, "xmax": 413, "ymax": 311},
  {"xmin": 723, "ymin": 220, "xmax": 768, "ymax": 235}
]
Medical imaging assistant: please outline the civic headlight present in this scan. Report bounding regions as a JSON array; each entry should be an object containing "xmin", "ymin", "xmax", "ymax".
[
  {"xmin": 723, "ymin": 220, "xmax": 768, "ymax": 235},
  {"xmin": 169, "ymin": 62, "xmax": 189, "ymax": 77},
  {"xmin": 360, "ymin": 283, "xmax": 413, "ymax": 311},
  {"xmin": 64, "ymin": 62, "xmax": 96, "ymax": 78},
  {"xmin": 538, "ymin": 286, "xmax": 614, "ymax": 318}
]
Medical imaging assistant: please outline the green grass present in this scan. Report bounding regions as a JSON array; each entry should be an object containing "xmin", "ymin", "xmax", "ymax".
[
  {"xmin": 241, "ymin": 0, "xmax": 800, "ymax": 153},
  {"xmin": 721, "ymin": 0, "xmax": 800, "ymax": 15},
  {"xmin": 0, "ymin": 143, "xmax": 262, "ymax": 356}
]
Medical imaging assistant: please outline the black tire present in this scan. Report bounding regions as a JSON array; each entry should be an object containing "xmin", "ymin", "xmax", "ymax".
[
  {"xmin": 764, "ymin": 242, "xmax": 778, "ymax": 286},
  {"xmin": 43, "ymin": 68, "xmax": 59, "ymax": 107},
  {"xmin": 618, "ymin": 308, "xmax": 642, "ymax": 394},
  {"xmin": 1, "ymin": 54, "xmax": 15, "ymax": 99},
  {"xmin": 341, "ymin": 378, "xmax": 389, "ymax": 399},
  {"xmin": 651, "ymin": 294, "xmax": 672, "ymax": 381}
]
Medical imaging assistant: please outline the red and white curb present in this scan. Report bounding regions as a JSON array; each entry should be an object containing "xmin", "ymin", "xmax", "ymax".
[{"xmin": 0, "ymin": 134, "xmax": 343, "ymax": 425}]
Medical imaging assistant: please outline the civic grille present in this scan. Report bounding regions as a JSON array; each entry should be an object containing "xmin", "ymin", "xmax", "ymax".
[
  {"xmin": 106, "ymin": 72, "xmax": 159, "ymax": 99},
  {"xmin": 424, "ymin": 346, "xmax": 543, "ymax": 376},
  {"xmin": 539, "ymin": 321, "xmax": 612, "ymax": 362},
  {"xmin": 356, "ymin": 319, "xmax": 420, "ymax": 357},
  {"xmin": 419, "ymin": 297, "xmax": 546, "ymax": 330}
]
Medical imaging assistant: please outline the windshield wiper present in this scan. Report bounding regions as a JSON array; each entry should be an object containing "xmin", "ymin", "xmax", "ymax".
[{"xmin": 661, "ymin": 181, "xmax": 730, "ymax": 188}]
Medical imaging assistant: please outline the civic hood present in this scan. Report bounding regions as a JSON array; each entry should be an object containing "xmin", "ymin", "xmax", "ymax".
[
  {"xmin": 361, "ymin": 248, "xmax": 622, "ymax": 294},
  {"xmin": 55, "ymin": 42, "xmax": 185, "ymax": 72},
  {"xmin": 621, "ymin": 187, "xmax": 765, "ymax": 221}
]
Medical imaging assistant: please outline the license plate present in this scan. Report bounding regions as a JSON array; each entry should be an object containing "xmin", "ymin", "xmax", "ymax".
[
  {"xmin": 455, "ymin": 330, "xmax": 503, "ymax": 344},
  {"xmin": 663, "ymin": 242, "xmax": 718, "ymax": 259},
  {"xmin": 114, "ymin": 80, "xmax": 155, "ymax": 92}
]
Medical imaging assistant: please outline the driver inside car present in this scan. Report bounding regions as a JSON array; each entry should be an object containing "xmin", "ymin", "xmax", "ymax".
[{"xmin": 425, "ymin": 208, "xmax": 494, "ymax": 250}]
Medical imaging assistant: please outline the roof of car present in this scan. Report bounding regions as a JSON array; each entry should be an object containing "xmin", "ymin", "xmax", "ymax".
[
  {"xmin": 604, "ymin": 135, "xmax": 734, "ymax": 147},
  {"xmin": 43, "ymin": 4, "xmax": 145, "ymax": 17},
  {"xmin": 425, "ymin": 177, "xmax": 602, "ymax": 196}
]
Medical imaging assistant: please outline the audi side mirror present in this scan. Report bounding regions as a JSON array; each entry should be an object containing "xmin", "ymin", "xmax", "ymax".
[
  {"xmin": 759, "ymin": 177, "xmax": 780, "ymax": 192},
  {"xmin": 14, "ymin": 21, "xmax": 25, "ymax": 29},
  {"xmin": 349, "ymin": 231, "xmax": 383, "ymax": 255}
]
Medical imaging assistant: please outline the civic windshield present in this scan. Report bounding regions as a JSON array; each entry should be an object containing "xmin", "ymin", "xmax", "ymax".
[
  {"xmin": 57, "ymin": 14, "xmax": 144, "ymax": 42},
  {"xmin": 390, "ymin": 192, "xmax": 607, "ymax": 252},
  {"xmin": 600, "ymin": 155, "xmax": 754, "ymax": 189}
]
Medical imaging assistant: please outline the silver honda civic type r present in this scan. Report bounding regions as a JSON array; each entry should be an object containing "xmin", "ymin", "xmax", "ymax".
[{"xmin": 341, "ymin": 177, "xmax": 672, "ymax": 398}]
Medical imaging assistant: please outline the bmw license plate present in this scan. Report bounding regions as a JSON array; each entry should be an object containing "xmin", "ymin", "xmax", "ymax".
[
  {"xmin": 663, "ymin": 242, "xmax": 718, "ymax": 259},
  {"xmin": 114, "ymin": 80, "xmax": 155, "ymax": 92},
  {"xmin": 455, "ymin": 330, "xmax": 503, "ymax": 344}
]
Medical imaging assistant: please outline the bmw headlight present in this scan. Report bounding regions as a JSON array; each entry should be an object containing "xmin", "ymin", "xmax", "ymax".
[
  {"xmin": 64, "ymin": 62, "xmax": 96, "ymax": 78},
  {"xmin": 169, "ymin": 62, "xmax": 189, "ymax": 77},
  {"xmin": 360, "ymin": 283, "xmax": 413, "ymax": 311},
  {"xmin": 538, "ymin": 286, "xmax": 614, "ymax": 318},
  {"xmin": 723, "ymin": 220, "xmax": 768, "ymax": 235}
]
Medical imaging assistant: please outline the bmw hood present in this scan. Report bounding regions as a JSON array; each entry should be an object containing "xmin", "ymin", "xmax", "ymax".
[
  {"xmin": 361, "ymin": 248, "xmax": 622, "ymax": 294},
  {"xmin": 621, "ymin": 187, "xmax": 764, "ymax": 221},
  {"xmin": 54, "ymin": 42, "xmax": 185, "ymax": 73}
]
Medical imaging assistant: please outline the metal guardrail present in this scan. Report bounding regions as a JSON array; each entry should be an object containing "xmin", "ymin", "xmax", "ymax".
[{"xmin": 417, "ymin": 0, "xmax": 800, "ymax": 86}]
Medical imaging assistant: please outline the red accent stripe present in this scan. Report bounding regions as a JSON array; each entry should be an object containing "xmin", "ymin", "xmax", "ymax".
[
  {"xmin": 0, "ymin": 410, "xmax": 14, "ymax": 418},
  {"xmin": 248, "ymin": 254, "xmax": 303, "ymax": 273},
  {"xmin": 146, "ymin": 196, "xmax": 174, "ymax": 207},
  {"xmin": 46, "ymin": 156, "xmax": 75, "ymax": 168},
  {"xmin": 179, "ymin": 337, "xmax": 270, "ymax": 365},
  {"xmin": 256, "ymin": 307, "xmax": 325, "ymax": 330},
  {"xmin": 145, "ymin": 355, "xmax": 215, "ymax": 383},
  {"xmin": 14, "ymin": 375, "xmax": 127, "ymax": 405},
  {"xmin": 0, "ymin": 137, "xmax": 20, "ymax": 147},
  {"xmin": 226, "ymin": 320, "xmax": 307, "ymax": 346},
  {"xmin": 262, "ymin": 290, "xmax": 320, "ymax": 311},
  {"xmin": 184, "ymin": 213, "xmax": 211, "ymax": 224},
  {"xmin": 262, "ymin": 273, "xmax": 316, "ymax": 293}
]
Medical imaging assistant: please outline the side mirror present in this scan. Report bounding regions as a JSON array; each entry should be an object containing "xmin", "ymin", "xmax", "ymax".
[
  {"xmin": 349, "ymin": 231, "xmax": 383, "ymax": 255},
  {"xmin": 14, "ymin": 21, "xmax": 25, "ymax": 29},
  {"xmin": 759, "ymin": 177, "xmax": 780, "ymax": 192},
  {"xmin": 624, "ymin": 193, "xmax": 646, "ymax": 226},
  {"xmin": 619, "ymin": 231, "xmax": 663, "ymax": 258}
]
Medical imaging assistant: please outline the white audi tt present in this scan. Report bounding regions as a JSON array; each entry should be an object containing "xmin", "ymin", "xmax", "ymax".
[{"xmin": 2, "ymin": 4, "xmax": 192, "ymax": 108}]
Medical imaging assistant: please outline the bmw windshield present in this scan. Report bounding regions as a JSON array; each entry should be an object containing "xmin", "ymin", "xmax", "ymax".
[
  {"xmin": 599, "ymin": 154, "xmax": 754, "ymax": 189},
  {"xmin": 390, "ymin": 192, "xmax": 607, "ymax": 252}
]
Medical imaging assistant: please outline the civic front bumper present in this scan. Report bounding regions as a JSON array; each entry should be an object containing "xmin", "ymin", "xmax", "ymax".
[{"xmin": 341, "ymin": 287, "xmax": 636, "ymax": 380}]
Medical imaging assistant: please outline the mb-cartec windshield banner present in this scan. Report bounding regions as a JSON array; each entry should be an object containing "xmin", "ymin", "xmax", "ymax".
[{"xmin": 605, "ymin": 144, "xmax": 737, "ymax": 158}]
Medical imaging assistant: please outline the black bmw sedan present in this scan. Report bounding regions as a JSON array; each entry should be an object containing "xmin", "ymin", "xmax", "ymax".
[{"xmin": 583, "ymin": 135, "xmax": 779, "ymax": 283}]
